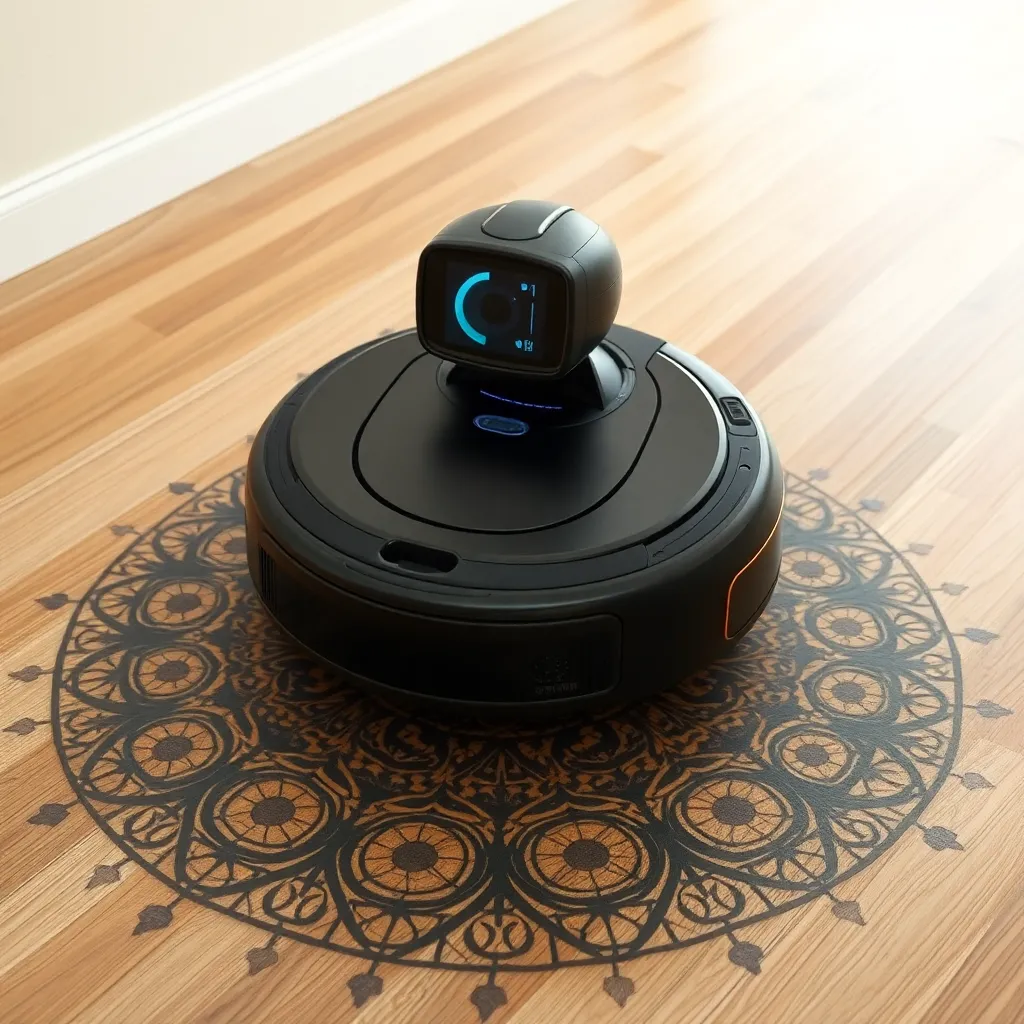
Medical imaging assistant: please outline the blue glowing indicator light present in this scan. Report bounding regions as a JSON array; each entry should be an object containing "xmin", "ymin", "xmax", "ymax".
[
  {"xmin": 479, "ymin": 389, "xmax": 562, "ymax": 411},
  {"xmin": 454, "ymin": 271, "xmax": 489, "ymax": 345},
  {"xmin": 473, "ymin": 414, "xmax": 530, "ymax": 436}
]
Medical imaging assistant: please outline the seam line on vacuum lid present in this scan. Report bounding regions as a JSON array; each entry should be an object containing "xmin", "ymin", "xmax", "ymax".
[{"xmin": 353, "ymin": 364, "xmax": 664, "ymax": 538}]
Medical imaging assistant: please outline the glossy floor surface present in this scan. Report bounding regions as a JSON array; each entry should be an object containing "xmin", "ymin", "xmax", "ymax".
[{"xmin": 2, "ymin": 0, "xmax": 1024, "ymax": 1021}]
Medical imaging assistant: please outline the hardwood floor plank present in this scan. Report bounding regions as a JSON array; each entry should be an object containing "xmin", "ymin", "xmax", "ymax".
[
  {"xmin": 0, "ymin": 259, "xmax": 412, "ymax": 589},
  {"xmin": 788, "ymin": 242, "xmax": 1024, "ymax": 501},
  {"xmin": 923, "ymin": 890, "xmax": 1024, "ymax": 1024},
  {"xmin": 711, "ymin": 739, "xmax": 1024, "ymax": 1024},
  {"xmin": 750, "ymin": 159, "xmax": 1024, "ymax": 452}
]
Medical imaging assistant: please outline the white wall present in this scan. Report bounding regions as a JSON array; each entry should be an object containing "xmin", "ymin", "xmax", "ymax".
[
  {"xmin": 0, "ymin": 0, "xmax": 575, "ymax": 280},
  {"xmin": 0, "ymin": 0, "xmax": 405, "ymax": 184}
]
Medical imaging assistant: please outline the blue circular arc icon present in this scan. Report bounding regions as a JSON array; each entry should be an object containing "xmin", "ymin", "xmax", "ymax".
[{"xmin": 454, "ymin": 271, "xmax": 490, "ymax": 345}]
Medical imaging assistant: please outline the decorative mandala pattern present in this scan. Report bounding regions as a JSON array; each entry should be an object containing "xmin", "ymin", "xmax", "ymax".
[{"xmin": 53, "ymin": 470, "xmax": 961, "ymax": 972}]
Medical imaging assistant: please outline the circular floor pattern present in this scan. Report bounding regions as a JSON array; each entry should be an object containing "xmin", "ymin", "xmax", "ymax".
[{"xmin": 53, "ymin": 470, "xmax": 961, "ymax": 971}]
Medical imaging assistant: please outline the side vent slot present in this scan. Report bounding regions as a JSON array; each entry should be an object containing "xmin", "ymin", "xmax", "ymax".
[
  {"xmin": 258, "ymin": 546, "xmax": 278, "ymax": 612},
  {"xmin": 379, "ymin": 540, "xmax": 458, "ymax": 574}
]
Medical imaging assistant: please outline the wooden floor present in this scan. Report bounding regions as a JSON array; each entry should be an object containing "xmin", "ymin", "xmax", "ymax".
[{"xmin": 3, "ymin": 0, "xmax": 1024, "ymax": 1020}]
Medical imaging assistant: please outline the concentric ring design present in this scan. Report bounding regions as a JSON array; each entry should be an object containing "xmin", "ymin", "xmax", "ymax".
[{"xmin": 53, "ymin": 470, "xmax": 961, "ymax": 970}]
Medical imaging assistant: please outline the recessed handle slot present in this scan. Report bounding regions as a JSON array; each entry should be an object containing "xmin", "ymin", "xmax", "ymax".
[{"xmin": 379, "ymin": 540, "xmax": 458, "ymax": 574}]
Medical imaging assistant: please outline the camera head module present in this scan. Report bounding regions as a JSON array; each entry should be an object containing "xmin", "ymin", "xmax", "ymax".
[{"xmin": 416, "ymin": 200, "xmax": 621, "ymax": 378}]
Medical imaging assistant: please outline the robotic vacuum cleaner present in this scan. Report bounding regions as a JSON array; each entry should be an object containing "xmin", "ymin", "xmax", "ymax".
[{"xmin": 245, "ymin": 199, "xmax": 784, "ymax": 713}]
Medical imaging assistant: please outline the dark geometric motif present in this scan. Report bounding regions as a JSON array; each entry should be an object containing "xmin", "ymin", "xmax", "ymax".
[{"xmin": 52, "ymin": 470, "xmax": 961, "ymax": 972}]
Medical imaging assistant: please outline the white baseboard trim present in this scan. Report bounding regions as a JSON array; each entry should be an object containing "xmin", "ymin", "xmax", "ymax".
[{"xmin": 0, "ymin": 0, "xmax": 575, "ymax": 284}]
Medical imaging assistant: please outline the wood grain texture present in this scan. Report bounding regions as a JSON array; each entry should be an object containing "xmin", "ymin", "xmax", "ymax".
[{"xmin": 2, "ymin": 0, "xmax": 1024, "ymax": 1021}]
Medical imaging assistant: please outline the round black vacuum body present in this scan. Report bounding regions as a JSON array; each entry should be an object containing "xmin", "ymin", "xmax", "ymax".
[{"xmin": 245, "ymin": 325, "xmax": 783, "ymax": 714}]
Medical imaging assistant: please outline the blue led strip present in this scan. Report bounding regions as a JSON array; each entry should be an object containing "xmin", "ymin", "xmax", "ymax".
[{"xmin": 479, "ymin": 389, "xmax": 563, "ymax": 411}]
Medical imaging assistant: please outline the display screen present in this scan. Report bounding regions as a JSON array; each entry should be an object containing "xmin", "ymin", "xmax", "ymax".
[{"xmin": 418, "ymin": 248, "xmax": 569, "ymax": 372}]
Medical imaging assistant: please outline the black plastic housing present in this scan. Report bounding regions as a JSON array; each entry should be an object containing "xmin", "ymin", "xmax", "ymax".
[
  {"xmin": 416, "ymin": 200, "xmax": 621, "ymax": 379},
  {"xmin": 244, "ymin": 325, "xmax": 784, "ymax": 715}
]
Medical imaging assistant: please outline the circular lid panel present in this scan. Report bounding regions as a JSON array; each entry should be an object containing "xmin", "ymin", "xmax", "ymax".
[
  {"xmin": 353, "ymin": 354, "xmax": 657, "ymax": 532},
  {"xmin": 286, "ymin": 330, "xmax": 729, "ymax": 557}
]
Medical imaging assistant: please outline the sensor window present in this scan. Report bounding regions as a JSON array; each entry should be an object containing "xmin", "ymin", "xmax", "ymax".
[{"xmin": 418, "ymin": 247, "xmax": 569, "ymax": 373}]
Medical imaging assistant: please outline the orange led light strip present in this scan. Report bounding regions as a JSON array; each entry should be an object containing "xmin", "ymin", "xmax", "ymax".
[{"xmin": 723, "ymin": 484, "xmax": 785, "ymax": 639}]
